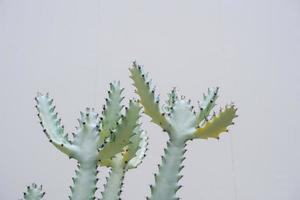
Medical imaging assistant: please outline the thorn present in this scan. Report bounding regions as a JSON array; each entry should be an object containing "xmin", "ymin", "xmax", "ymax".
[{"xmin": 179, "ymin": 165, "xmax": 185, "ymax": 172}]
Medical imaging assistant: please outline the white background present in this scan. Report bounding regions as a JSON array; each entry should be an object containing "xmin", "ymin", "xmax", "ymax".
[{"xmin": 0, "ymin": 0, "xmax": 299, "ymax": 199}]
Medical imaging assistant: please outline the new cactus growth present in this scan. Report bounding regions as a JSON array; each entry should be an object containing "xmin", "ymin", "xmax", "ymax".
[
  {"xmin": 129, "ymin": 62, "xmax": 237, "ymax": 200},
  {"xmin": 22, "ymin": 184, "xmax": 45, "ymax": 200},
  {"xmin": 21, "ymin": 63, "xmax": 237, "ymax": 200}
]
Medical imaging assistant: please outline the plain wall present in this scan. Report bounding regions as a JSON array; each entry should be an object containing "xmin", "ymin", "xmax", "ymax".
[{"xmin": 0, "ymin": 0, "xmax": 299, "ymax": 199}]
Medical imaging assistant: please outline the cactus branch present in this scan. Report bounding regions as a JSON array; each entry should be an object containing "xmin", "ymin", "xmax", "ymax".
[
  {"xmin": 126, "ymin": 129, "xmax": 148, "ymax": 169},
  {"xmin": 193, "ymin": 87, "xmax": 219, "ymax": 126},
  {"xmin": 101, "ymin": 154, "xmax": 126, "ymax": 200},
  {"xmin": 192, "ymin": 105, "xmax": 237, "ymax": 139},
  {"xmin": 129, "ymin": 62, "xmax": 171, "ymax": 132},
  {"xmin": 148, "ymin": 139, "xmax": 186, "ymax": 200},
  {"xmin": 69, "ymin": 162, "xmax": 99, "ymax": 200},
  {"xmin": 101, "ymin": 127, "xmax": 148, "ymax": 200},
  {"xmin": 22, "ymin": 183, "xmax": 45, "ymax": 200},
  {"xmin": 35, "ymin": 93, "xmax": 76, "ymax": 157},
  {"xmin": 99, "ymin": 100, "xmax": 141, "ymax": 163},
  {"xmin": 100, "ymin": 81, "xmax": 124, "ymax": 143}
]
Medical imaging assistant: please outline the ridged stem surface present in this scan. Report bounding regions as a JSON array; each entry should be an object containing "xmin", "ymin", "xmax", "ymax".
[
  {"xmin": 149, "ymin": 138, "xmax": 186, "ymax": 200},
  {"xmin": 70, "ymin": 161, "xmax": 98, "ymax": 200},
  {"xmin": 101, "ymin": 165, "xmax": 125, "ymax": 200}
]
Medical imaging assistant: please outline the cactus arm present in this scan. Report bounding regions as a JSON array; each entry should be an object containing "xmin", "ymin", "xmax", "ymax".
[
  {"xmin": 69, "ymin": 162, "xmax": 99, "ymax": 200},
  {"xmin": 126, "ymin": 130, "xmax": 148, "ymax": 169},
  {"xmin": 192, "ymin": 105, "xmax": 237, "ymax": 139},
  {"xmin": 163, "ymin": 88, "xmax": 178, "ymax": 113},
  {"xmin": 21, "ymin": 183, "xmax": 45, "ymax": 200},
  {"xmin": 101, "ymin": 154, "xmax": 126, "ymax": 200},
  {"xmin": 193, "ymin": 87, "xmax": 219, "ymax": 126},
  {"xmin": 148, "ymin": 139, "xmax": 186, "ymax": 200},
  {"xmin": 67, "ymin": 108, "xmax": 101, "ymax": 200},
  {"xmin": 99, "ymin": 100, "xmax": 141, "ymax": 163},
  {"xmin": 71, "ymin": 108, "xmax": 101, "ymax": 162},
  {"xmin": 99, "ymin": 81, "xmax": 124, "ymax": 143},
  {"xmin": 129, "ymin": 62, "xmax": 171, "ymax": 132},
  {"xmin": 101, "ymin": 127, "xmax": 148, "ymax": 200},
  {"xmin": 35, "ymin": 93, "xmax": 76, "ymax": 157}
]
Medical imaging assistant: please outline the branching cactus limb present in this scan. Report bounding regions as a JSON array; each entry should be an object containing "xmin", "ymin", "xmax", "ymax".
[
  {"xmin": 36, "ymin": 94, "xmax": 101, "ymax": 200},
  {"xmin": 101, "ymin": 128, "xmax": 148, "ymax": 200},
  {"xmin": 21, "ymin": 183, "xmax": 45, "ymax": 200},
  {"xmin": 130, "ymin": 62, "xmax": 238, "ymax": 200},
  {"xmin": 34, "ymin": 82, "xmax": 142, "ymax": 200},
  {"xmin": 98, "ymin": 82, "xmax": 124, "ymax": 145},
  {"xmin": 129, "ymin": 64, "xmax": 172, "ymax": 133}
]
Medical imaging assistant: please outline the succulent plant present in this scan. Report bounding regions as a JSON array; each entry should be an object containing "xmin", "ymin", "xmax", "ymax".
[
  {"xmin": 129, "ymin": 62, "xmax": 237, "ymax": 200},
  {"xmin": 21, "ymin": 63, "xmax": 237, "ymax": 200},
  {"xmin": 22, "ymin": 184, "xmax": 45, "ymax": 200}
]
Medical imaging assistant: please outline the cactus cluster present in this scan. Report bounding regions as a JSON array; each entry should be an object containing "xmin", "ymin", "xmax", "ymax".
[{"xmin": 21, "ymin": 63, "xmax": 237, "ymax": 200}]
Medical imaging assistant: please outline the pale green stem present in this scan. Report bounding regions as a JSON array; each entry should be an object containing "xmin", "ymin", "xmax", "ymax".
[
  {"xmin": 70, "ymin": 161, "xmax": 98, "ymax": 200},
  {"xmin": 149, "ymin": 138, "xmax": 186, "ymax": 200},
  {"xmin": 101, "ymin": 165, "xmax": 125, "ymax": 200}
]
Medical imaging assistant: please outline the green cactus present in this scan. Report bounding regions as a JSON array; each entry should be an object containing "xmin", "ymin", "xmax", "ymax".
[
  {"xmin": 21, "ymin": 63, "xmax": 237, "ymax": 200},
  {"xmin": 130, "ymin": 62, "xmax": 237, "ymax": 200},
  {"xmin": 21, "ymin": 184, "xmax": 45, "ymax": 200},
  {"xmin": 22, "ymin": 82, "xmax": 144, "ymax": 200}
]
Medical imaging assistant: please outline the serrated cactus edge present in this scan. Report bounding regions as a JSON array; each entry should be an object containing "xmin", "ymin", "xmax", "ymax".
[{"xmin": 20, "ymin": 63, "xmax": 238, "ymax": 200}]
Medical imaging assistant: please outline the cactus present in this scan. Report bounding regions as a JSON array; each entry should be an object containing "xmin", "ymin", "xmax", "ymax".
[
  {"xmin": 22, "ymin": 82, "xmax": 145, "ymax": 200},
  {"xmin": 129, "ymin": 62, "xmax": 237, "ymax": 200},
  {"xmin": 21, "ymin": 63, "xmax": 237, "ymax": 200},
  {"xmin": 21, "ymin": 184, "xmax": 45, "ymax": 200}
]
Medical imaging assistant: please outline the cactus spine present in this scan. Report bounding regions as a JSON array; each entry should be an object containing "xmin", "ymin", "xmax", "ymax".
[{"xmin": 130, "ymin": 62, "xmax": 237, "ymax": 200}]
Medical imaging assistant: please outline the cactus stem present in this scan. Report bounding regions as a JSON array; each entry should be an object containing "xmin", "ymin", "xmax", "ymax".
[{"xmin": 148, "ymin": 138, "xmax": 186, "ymax": 200}]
